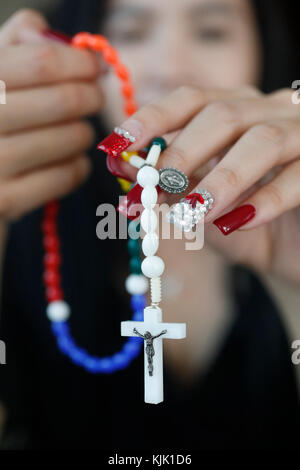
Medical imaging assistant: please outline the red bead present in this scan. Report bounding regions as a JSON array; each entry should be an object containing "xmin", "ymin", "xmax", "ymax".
[
  {"xmin": 121, "ymin": 82, "xmax": 134, "ymax": 99},
  {"xmin": 43, "ymin": 234, "xmax": 60, "ymax": 252},
  {"xmin": 43, "ymin": 270, "xmax": 61, "ymax": 287},
  {"xmin": 124, "ymin": 100, "xmax": 137, "ymax": 116},
  {"xmin": 97, "ymin": 131, "xmax": 132, "ymax": 158},
  {"xmin": 102, "ymin": 45, "xmax": 119, "ymax": 65},
  {"xmin": 115, "ymin": 64, "xmax": 130, "ymax": 80},
  {"xmin": 41, "ymin": 219, "xmax": 57, "ymax": 235},
  {"xmin": 44, "ymin": 252, "xmax": 61, "ymax": 269},
  {"xmin": 46, "ymin": 286, "xmax": 63, "ymax": 302}
]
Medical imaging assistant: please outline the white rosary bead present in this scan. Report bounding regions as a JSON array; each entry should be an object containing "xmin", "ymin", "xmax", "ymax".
[
  {"xmin": 141, "ymin": 186, "xmax": 158, "ymax": 208},
  {"xmin": 137, "ymin": 165, "xmax": 159, "ymax": 188},
  {"xmin": 141, "ymin": 208, "xmax": 157, "ymax": 233},
  {"xmin": 145, "ymin": 144, "xmax": 161, "ymax": 167},
  {"xmin": 125, "ymin": 274, "xmax": 148, "ymax": 295},
  {"xmin": 129, "ymin": 154, "xmax": 146, "ymax": 169},
  {"xmin": 150, "ymin": 277, "xmax": 162, "ymax": 304},
  {"xmin": 142, "ymin": 233, "xmax": 159, "ymax": 256},
  {"xmin": 47, "ymin": 300, "xmax": 70, "ymax": 322},
  {"xmin": 141, "ymin": 256, "xmax": 165, "ymax": 278}
]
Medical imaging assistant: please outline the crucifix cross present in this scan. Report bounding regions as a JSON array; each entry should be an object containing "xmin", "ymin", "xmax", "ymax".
[{"xmin": 121, "ymin": 306, "xmax": 186, "ymax": 404}]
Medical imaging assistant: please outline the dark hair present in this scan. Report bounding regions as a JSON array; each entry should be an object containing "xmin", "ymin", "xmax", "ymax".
[{"xmin": 48, "ymin": 0, "xmax": 299, "ymax": 93}]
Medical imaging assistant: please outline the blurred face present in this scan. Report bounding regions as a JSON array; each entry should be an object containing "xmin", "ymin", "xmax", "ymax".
[{"xmin": 100, "ymin": 0, "xmax": 261, "ymax": 126}]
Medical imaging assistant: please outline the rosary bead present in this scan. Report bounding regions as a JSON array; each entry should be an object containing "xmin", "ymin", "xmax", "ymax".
[
  {"xmin": 47, "ymin": 300, "xmax": 70, "ymax": 322},
  {"xmin": 141, "ymin": 186, "xmax": 158, "ymax": 208},
  {"xmin": 145, "ymin": 144, "xmax": 161, "ymax": 167},
  {"xmin": 141, "ymin": 256, "xmax": 165, "ymax": 278},
  {"xmin": 151, "ymin": 137, "xmax": 167, "ymax": 151},
  {"xmin": 141, "ymin": 209, "xmax": 157, "ymax": 233},
  {"xmin": 122, "ymin": 82, "xmax": 134, "ymax": 99},
  {"xmin": 125, "ymin": 274, "xmax": 148, "ymax": 295},
  {"xmin": 44, "ymin": 252, "xmax": 61, "ymax": 269},
  {"xmin": 127, "ymin": 238, "xmax": 140, "ymax": 256},
  {"xmin": 71, "ymin": 32, "xmax": 91, "ymax": 48},
  {"xmin": 102, "ymin": 45, "xmax": 119, "ymax": 65},
  {"xmin": 130, "ymin": 294, "xmax": 146, "ymax": 312},
  {"xmin": 124, "ymin": 100, "xmax": 137, "ymax": 116},
  {"xmin": 137, "ymin": 165, "xmax": 159, "ymax": 188},
  {"xmin": 142, "ymin": 233, "xmax": 159, "ymax": 256},
  {"xmin": 115, "ymin": 64, "xmax": 130, "ymax": 80},
  {"xmin": 129, "ymin": 257, "xmax": 142, "ymax": 274},
  {"xmin": 89, "ymin": 34, "xmax": 109, "ymax": 51}
]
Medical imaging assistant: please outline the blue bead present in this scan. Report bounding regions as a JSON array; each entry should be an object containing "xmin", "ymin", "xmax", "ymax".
[
  {"xmin": 131, "ymin": 294, "xmax": 146, "ymax": 312},
  {"xmin": 112, "ymin": 353, "xmax": 131, "ymax": 369},
  {"xmin": 51, "ymin": 321, "xmax": 69, "ymax": 336}
]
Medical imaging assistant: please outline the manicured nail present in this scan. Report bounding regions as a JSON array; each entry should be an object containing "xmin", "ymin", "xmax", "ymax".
[
  {"xmin": 117, "ymin": 183, "xmax": 163, "ymax": 220},
  {"xmin": 117, "ymin": 183, "xmax": 143, "ymax": 220},
  {"xmin": 41, "ymin": 29, "xmax": 71, "ymax": 44},
  {"xmin": 106, "ymin": 154, "xmax": 135, "ymax": 182},
  {"xmin": 97, "ymin": 120, "xmax": 143, "ymax": 158},
  {"xmin": 213, "ymin": 204, "xmax": 256, "ymax": 236}
]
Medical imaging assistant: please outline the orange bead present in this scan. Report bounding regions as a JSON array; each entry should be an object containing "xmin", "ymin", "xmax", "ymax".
[
  {"xmin": 124, "ymin": 100, "xmax": 137, "ymax": 116},
  {"xmin": 89, "ymin": 34, "xmax": 109, "ymax": 51},
  {"xmin": 121, "ymin": 82, "xmax": 134, "ymax": 99},
  {"xmin": 71, "ymin": 32, "xmax": 92, "ymax": 48},
  {"xmin": 115, "ymin": 64, "xmax": 130, "ymax": 80},
  {"xmin": 102, "ymin": 45, "xmax": 119, "ymax": 65}
]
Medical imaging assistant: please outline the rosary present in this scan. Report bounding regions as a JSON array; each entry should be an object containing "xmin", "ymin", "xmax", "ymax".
[{"xmin": 42, "ymin": 32, "xmax": 213, "ymax": 404}]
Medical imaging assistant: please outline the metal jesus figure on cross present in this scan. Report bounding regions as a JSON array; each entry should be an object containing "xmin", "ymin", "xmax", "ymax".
[{"xmin": 121, "ymin": 306, "xmax": 186, "ymax": 404}]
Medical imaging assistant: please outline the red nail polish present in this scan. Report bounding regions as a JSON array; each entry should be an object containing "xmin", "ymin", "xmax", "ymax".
[
  {"xmin": 117, "ymin": 184, "xmax": 163, "ymax": 220},
  {"xmin": 213, "ymin": 204, "xmax": 256, "ymax": 236},
  {"xmin": 185, "ymin": 193, "xmax": 204, "ymax": 208},
  {"xmin": 41, "ymin": 29, "xmax": 71, "ymax": 44},
  {"xmin": 97, "ymin": 131, "xmax": 132, "ymax": 158},
  {"xmin": 106, "ymin": 155, "xmax": 135, "ymax": 182},
  {"xmin": 117, "ymin": 184, "xmax": 143, "ymax": 220}
]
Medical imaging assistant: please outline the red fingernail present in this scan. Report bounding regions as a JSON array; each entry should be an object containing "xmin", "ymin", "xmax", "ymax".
[
  {"xmin": 213, "ymin": 204, "xmax": 256, "ymax": 236},
  {"xmin": 117, "ymin": 184, "xmax": 143, "ymax": 220},
  {"xmin": 41, "ymin": 29, "xmax": 71, "ymax": 44},
  {"xmin": 98, "ymin": 129, "xmax": 135, "ymax": 158},
  {"xmin": 117, "ymin": 184, "xmax": 163, "ymax": 220},
  {"xmin": 185, "ymin": 193, "xmax": 204, "ymax": 208},
  {"xmin": 106, "ymin": 155, "xmax": 135, "ymax": 182}
]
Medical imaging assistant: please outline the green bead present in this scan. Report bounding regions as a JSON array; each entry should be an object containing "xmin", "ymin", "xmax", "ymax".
[
  {"xmin": 127, "ymin": 238, "xmax": 140, "ymax": 256},
  {"xmin": 130, "ymin": 257, "xmax": 142, "ymax": 274},
  {"xmin": 151, "ymin": 137, "xmax": 167, "ymax": 151}
]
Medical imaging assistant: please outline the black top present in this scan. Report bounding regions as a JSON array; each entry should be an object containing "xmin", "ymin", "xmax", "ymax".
[{"xmin": 0, "ymin": 134, "xmax": 299, "ymax": 450}]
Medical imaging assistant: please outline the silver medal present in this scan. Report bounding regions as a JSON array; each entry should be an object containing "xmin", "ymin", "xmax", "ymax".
[{"xmin": 158, "ymin": 167, "xmax": 189, "ymax": 194}]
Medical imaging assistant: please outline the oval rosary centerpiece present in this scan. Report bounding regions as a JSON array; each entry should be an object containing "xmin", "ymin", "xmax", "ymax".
[{"xmin": 158, "ymin": 167, "xmax": 189, "ymax": 194}]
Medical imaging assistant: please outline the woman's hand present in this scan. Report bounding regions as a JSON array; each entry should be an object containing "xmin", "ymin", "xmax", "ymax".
[
  {"xmin": 119, "ymin": 85, "xmax": 300, "ymax": 285},
  {"xmin": 0, "ymin": 9, "xmax": 103, "ymax": 221}
]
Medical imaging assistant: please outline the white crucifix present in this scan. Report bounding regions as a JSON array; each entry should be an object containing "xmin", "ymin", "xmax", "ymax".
[{"xmin": 121, "ymin": 305, "xmax": 186, "ymax": 404}]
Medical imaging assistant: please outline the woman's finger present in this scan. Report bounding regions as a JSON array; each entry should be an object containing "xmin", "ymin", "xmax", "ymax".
[
  {"xmin": 157, "ymin": 94, "xmax": 298, "ymax": 173},
  {"xmin": 0, "ymin": 121, "xmax": 95, "ymax": 178},
  {"xmin": 213, "ymin": 158, "xmax": 300, "ymax": 234},
  {"xmin": 189, "ymin": 118, "xmax": 300, "ymax": 224},
  {"xmin": 0, "ymin": 81, "xmax": 103, "ymax": 134},
  {"xmin": 0, "ymin": 42, "xmax": 100, "ymax": 90},
  {"xmin": 0, "ymin": 9, "xmax": 48, "ymax": 45},
  {"xmin": 114, "ymin": 85, "xmax": 261, "ymax": 151},
  {"xmin": 0, "ymin": 155, "xmax": 91, "ymax": 221}
]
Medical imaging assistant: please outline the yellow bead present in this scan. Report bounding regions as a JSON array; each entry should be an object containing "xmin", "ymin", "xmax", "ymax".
[
  {"xmin": 121, "ymin": 151, "xmax": 137, "ymax": 163},
  {"xmin": 117, "ymin": 177, "xmax": 131, "ymax": 193}
]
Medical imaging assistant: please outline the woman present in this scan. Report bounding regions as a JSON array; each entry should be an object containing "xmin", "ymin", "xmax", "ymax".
[{"xmin": 0, "ymin": 0, "xmax": 299, "ymax": 450}]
